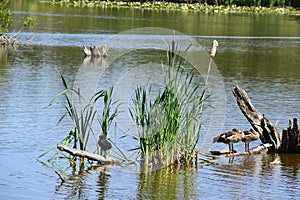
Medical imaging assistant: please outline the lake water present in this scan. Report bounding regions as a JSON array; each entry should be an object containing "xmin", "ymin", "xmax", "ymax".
[{"xmin": 1, "ymin": 0, "xmax": 300, "ymax": 199}]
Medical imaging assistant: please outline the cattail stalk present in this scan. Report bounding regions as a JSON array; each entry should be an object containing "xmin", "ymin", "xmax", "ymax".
[
  {"xmin": 171, "ymin": 30, "xmax": 175, "ymax": 58},
  {"xmin": 205, "ymin": 40, "xmax": 218, "ymax": 88},
  {"xmin": 200, "ymin": 40, "xmax": 218, "ymax": 115}
]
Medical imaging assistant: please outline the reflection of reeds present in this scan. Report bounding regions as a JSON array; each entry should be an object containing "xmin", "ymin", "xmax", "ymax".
[
  {"xmin": 130, "ymin": 44, "xmax": 207, "ymax": 168},
  {"xmin": 137, "ymin": 164, "xmax": 197, "ymax": 199}
]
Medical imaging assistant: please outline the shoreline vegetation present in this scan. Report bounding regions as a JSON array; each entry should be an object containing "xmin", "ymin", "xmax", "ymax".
[
  {"xmin": 48, "ymin": 0, "xmax": 299, "ymax": 15},
  {"xmin": 0, "ymin": 0, "xmax": 13, "ymax": 46},
  {"xmin": 1, "ymin": 0, "xmax": 35, "ymax": 47}
]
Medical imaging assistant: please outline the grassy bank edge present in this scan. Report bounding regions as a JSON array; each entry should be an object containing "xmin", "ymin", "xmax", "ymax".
[{"xmin": 49, "ymin": 0, "xmax": 299, "ymax": 15}]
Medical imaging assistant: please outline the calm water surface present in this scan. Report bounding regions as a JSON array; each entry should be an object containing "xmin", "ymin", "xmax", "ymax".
[{"xmin": 0, "ymin": 0, "xmax": 300, "ymax": 199}]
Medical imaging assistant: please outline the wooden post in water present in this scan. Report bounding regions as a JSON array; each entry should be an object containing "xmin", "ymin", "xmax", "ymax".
[{"xmin": 280, "ymin": 118, "xmax": 300, "ymax": 153}]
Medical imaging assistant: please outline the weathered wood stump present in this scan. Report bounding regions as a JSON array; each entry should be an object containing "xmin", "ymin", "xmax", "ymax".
[
  {"xmin": 0, "ymin": 34, "xmax": 18, "ymax": 47},
  {"xmin": 232, "ymin": 85, "xmax": 300, "ymax": 153},
  {"xmin": 280, "ymin": 118, "xmax": 300, "ymax": 153},
  {"xmin": 232, "ymin": 85, "xmax": 281, "ymax": 151},
  {"xmin": 83, "ymin": 44, "xmax": 108, "ymax": 57}
]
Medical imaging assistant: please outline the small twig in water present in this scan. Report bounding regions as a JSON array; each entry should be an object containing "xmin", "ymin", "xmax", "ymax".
[{"xmin": 55, "ymin": 170, "xmax": 65, "ymax": 183}]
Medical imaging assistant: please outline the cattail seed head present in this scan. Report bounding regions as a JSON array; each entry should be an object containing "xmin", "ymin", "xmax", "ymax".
[{"xmin": 210, "ymin": 40, "xmax": 218, "ymax": 58}]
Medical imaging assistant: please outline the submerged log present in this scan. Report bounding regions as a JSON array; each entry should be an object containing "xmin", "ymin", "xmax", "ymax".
[
  {"xmin": 232, "ymin": 86, "xmax": 281, "ymax": 150},
  {"xmin": 280, "ymin": 118, "xmax": 300, "ymax": 153},
  {"xmin": 57, "ymin": 144, "xmax": 117, "ymax": 165}
]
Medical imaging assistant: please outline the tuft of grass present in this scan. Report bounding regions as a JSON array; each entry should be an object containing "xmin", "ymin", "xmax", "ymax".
[
  {"xmin": 47, "ymin": 70, "xmax": 105, "ymax": 151},
  {"xmin": 40, "ymin": 70, "xmax": 120, "ymax": 161},
  {"xmin": 39, "ymin": 72, "xmax": 119, "ymax": 157},
  {"xmin": 98, "ymin": 86, "xmax": 120, "ymax": 138},
  {"xmin": 96, "ymin": 86, "xmax": 121, "ymax": 157},
  {"xmin": 129, "ymin": 42, "xmax": 208, "ymax": 167}
]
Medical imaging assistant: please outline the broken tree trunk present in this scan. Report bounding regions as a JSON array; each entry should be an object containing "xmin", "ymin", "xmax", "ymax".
[
  {"xmin": 83, "ymin": 44, "xmax": 108, "ymax": 57},
  {"xmin": 57, "ymin": 144, "xmax": 118, "ymax": 165},
  {"xmin": 232, "ymin": 86, "xmax": 281, "ymax": 151},
  {"xmin": 280, "ymin": 118, "xmax": 300, "ymax": 153}
]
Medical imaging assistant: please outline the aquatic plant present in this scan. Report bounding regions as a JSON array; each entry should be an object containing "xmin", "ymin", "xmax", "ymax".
[
  {"xmin": 40, "ymin": 70, "xmax": 120, "ymax": 161},
  {"xmin": 99, "ymin": 86, "xmax": 120, "ymax": 138},
  {"xmin": 129, "ymin": 42, "xmax": 207, "ymax": 167},
  {"xmin": 48, "ymin": 71, "xmax": 105, "ymax": 151},
  {"xmin": 97, "ymin": 86, "xmax": 120, "ymax": 157}
]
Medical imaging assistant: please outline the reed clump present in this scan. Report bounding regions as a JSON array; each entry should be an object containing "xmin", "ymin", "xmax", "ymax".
[
  {"xmin": 40, "ymin": 71, "xmax": 119, "ymax": 161},
  {"xmin": 130, "ymin": 42, "xmax": 207, "ymax": 168}
]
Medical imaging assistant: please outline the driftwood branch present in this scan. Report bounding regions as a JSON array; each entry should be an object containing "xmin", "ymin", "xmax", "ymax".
[
  {"xmin": 232, "ymin": 86, "xmax": 281, "ymax": 150},
  {"xmin": 0, "ymin": 34, "xmax": 18, "ymax": 46},
  {"xmin": 210, "ymin": 143, "xmax": 271, "ymax": 156},
  {"xmin": 57, "ymin": 144, "xmax": 118, "ymax": 165}
]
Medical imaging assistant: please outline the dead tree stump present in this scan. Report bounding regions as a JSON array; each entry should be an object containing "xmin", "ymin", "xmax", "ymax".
[
  {"xmin": 231, "ymin": 85, "xmax": 300, "ymax": 153},
  {"xmin": 280, "ymin": 118, "xmax": 300, "ymax": 153},
  {"xmin": 232, "ymin": 86, "xmax": 281, "ymax": 151}
]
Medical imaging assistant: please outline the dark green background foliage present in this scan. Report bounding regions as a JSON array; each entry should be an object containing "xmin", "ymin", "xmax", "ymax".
[
  {"xmin": 55, "ymin": 0, "xmax": 299, "ymax": 7},
  {"xmin": 0, "ymin": 0, "xmax": 12, "ymax": 35}
]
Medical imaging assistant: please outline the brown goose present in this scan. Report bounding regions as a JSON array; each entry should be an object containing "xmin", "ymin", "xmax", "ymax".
[
  {"xmin": 213, "ymin": 128, "xmax": 244, "ymax": 155},
  {"xmin": 241, "ymin": 128, "xmax": 259, "ymax": 153},
  {"xmin": 98, "ymin": 135, "xmax": 112, "ymax": 158}
]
